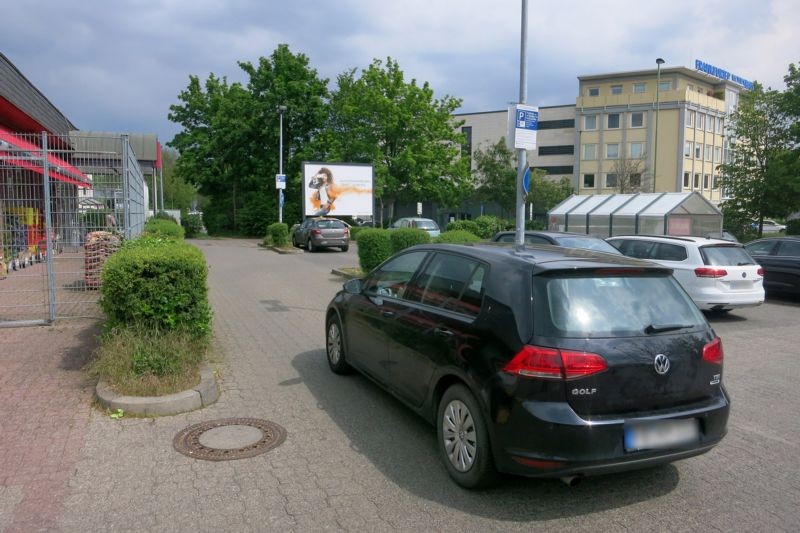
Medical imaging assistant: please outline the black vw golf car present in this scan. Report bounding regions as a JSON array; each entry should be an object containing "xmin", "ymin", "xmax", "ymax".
[{"xmin": 325, "ymin": 244, "xmax": 729, "ymax": 488}]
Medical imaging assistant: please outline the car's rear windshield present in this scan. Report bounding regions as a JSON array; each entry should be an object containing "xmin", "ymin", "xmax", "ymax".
[
  {"xmin": 553, "ymin": 236, "xmax": 621, "ymax": 254},
  {"xmin": 413, "ymin": 220, "xmax": 438, "ymax": 230},
  {"xmin": 701, "ymin": 245, "xmax": 755, "ymax": 266},
  {"xmin": 533, "ymin": 272, "xmax": 706, "ymax": 338},
  {"xmin": 316, "ymin": 220, "xmax": 346, "ymax": 229}
]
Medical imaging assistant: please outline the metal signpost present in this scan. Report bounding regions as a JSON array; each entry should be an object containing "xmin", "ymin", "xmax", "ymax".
[
  {"xmin": 513, "ymin": 0, "xmax": 531, "ymax": 248},
  {"xmin": 277, "ymin": 105, "xmax": 287, "ymax": 223}
]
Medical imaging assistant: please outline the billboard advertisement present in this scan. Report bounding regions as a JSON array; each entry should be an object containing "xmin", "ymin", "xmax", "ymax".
[{"xmin": 302, "ymin": 162, "xmax": 373, "ymax": 218}]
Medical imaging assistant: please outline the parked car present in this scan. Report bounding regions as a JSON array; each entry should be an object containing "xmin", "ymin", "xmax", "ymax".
[
  {"xmin": 492, "ymin": 230, "xmax": 622, "ymax": 255},
  {"xmin": 324, "ymin": 244, "xmax": 729, "ymax": 488},
  {"xmin": 716, "ymin": 230, "xmax": 739, "ymax": 243},
  {"xmin": 606, "ymin": 235, "xmax": 764, "ymax": 312},
  {"xmin": 291, "ymin": 218, "xmax": 349, "ymax": 252},
  {"xmin": 744, "ymin": 236, "xmax": 800, "ymax": 296},
  {"xmin": 390, "ymin": 217, "xmax": 441, "ymax": 238},
  {"xmin": 750, "ymin": 219, "xmax": 787, "ymax": 233}
]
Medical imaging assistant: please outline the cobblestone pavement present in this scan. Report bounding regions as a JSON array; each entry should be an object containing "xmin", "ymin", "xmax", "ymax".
[{"xmin": 2, "ymin": 238, "xmax": 798, "ymax": 532}]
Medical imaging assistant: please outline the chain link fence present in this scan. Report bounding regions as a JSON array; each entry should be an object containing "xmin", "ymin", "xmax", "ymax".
[{"xmin": 0, "ymin": 131, "xmax": 145, "ymax": 326}]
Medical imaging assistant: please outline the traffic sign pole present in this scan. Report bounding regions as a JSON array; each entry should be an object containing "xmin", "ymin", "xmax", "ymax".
[{"xmin": 516, "ymin": 0, "xmax": 529, "ymax": 249}]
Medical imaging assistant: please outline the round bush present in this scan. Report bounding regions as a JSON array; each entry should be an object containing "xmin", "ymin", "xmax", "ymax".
[
  {"xmin": 144, "ymin": 218, "xmax": 185, "ymax": 239},
  {"xmin": 267, "ymin": 222, "xmax": 289, "ymax": 247},
  {"xmin": 182, "ymin": 213, "xmax": 205, "ymax": 238},
  {"xmin": 435, "ymin": 230, "xmax": 481, "ymax": 244},
  {"xmin": 356, "ymin": 229, "xmax": 392, "ymax": 273},
  {"xmin": 390, "ymin": 228, "xmax": 431, "ymax": 254},
  {"xmin": 446, "ymin": 219, "xmax": 480, "ymax": 235},
  {"xmin": 473, "ymin": 216, "xmax": 507, "ymax": 238}
]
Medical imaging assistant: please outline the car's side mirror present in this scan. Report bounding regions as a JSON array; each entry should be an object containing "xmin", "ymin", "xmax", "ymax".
[{"xmin": 343, "ymin": 278, "xmax": 363, "ymax": 294}]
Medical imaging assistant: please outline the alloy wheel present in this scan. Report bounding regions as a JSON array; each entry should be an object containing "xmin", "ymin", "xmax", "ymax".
[
  {"xmin": 442, "ymin": 399, "xmax": 477, "ymax": 472},
  {"xmin": 327, "ymin": 322, "xmax": 341, "ymax": 365}
]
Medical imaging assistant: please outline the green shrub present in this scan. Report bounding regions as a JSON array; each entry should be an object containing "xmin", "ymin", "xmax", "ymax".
[
  {"xmin": 357, "ymin": 229, "xmax": 393, "ymax": 273},
  {"xmin": 525, "ymin": 219, "xmax": 547, "ymax": 230},
  {"xmin": 787, "ymin": 219, "xmax": 800, "ymax": 235},
  {"xmin": 100, "ymin": 239, "xmax": 211, "ymax": 337},
  {"xmin": 267, "ymin": 222, "xmax": 289, "ymax": 247},
  {"xmin": 349, "ymin": 226, "xmax": 365, "ymax": 241},
  {"xmin": 390, "ymin": 228, "xmax": 430, "ymax": 254},
  {"xmin": 435, "ymin": 230, "xmax": 481, "ymax": 244},
  {"xmin": 446, "ymin": 219, "xmax": 480, "ymax": 234},
  {"xmin": 154, "ymin": 211, "xmax": 178, "ymax": 223},
  {"xmin": 474, "ymin": 215, "xmax": 507, "ymax": 238},
  {"xmin": 182, "ymin": 213, "xmax": 205, "ymax": 238},
  {"xmin": 144, "ymin": 218, "xmax": 185, "ymax": 239}
]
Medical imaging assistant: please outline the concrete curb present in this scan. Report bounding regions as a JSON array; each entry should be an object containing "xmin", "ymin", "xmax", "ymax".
[
  {"xmin": 96, "ymin": 364, "xmax": 219, "ymax": 417},
  {"xmin": 257, "ymin": 243, "xmax": 302, "ymax": 254},
  {"xmin": 330, "ymin": 268, "xmax": 362, "ymax": 280}
]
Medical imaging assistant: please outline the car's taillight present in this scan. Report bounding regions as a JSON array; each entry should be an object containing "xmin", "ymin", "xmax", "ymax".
[
  {"xmin": 344, "ymin": 228, "xmax": 349, "ymax": 235},
  {"xmin": 757, "ymin": 267, "xmax": 764, "ymax": 276},
  {"xmin": 311, "ymin": 229, "xmax": 322, "ymax": 236},
  {"xmin": 695, "ymin": 267, "xmax": 728, "ymax": 278},
  {"xmin": 702, "ymin": 337, "xmax": 724, "ymax": 365},
  {"xmin": 504, "ymin": 345, "xmax": 607, "ymax": 380}
]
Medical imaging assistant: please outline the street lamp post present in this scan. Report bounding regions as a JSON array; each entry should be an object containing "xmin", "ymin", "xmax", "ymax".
[
  {"xmin": 277, "ymin": 105, "xmax": 287, "ymax": 223},
  {"xmin": 653, "ymin": 57, "xmax": 665, "ymax": 193}
]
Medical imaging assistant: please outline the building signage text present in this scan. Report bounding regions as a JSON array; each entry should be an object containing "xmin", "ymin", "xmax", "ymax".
[{"xmin": 695, "ymin": 59, "xmax": 753, "ymax": 90}]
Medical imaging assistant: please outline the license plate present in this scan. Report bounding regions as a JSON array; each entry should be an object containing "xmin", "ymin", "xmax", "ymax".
[
  {"xmin": 730, "ymin": 280, "xmax": 752, "ymax": 290},
  {"xmin": 624, "ymin": 419, "xmax": 699, "ymax": 452}
]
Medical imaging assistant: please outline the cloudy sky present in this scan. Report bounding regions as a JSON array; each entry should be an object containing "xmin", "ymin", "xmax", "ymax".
[{"xmin": 3, "ymin": 0, "xmax": 798, "ymax": 143}]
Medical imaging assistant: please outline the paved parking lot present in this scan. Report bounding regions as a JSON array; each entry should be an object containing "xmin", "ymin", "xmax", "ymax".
[{"xmin": 3, "ymin": 238, "xmax": 799, "ymax": 531}]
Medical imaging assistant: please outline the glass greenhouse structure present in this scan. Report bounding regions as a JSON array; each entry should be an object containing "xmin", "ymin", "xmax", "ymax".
[{"xmin": 547, "ymin": 192, "xmax": 722, "ymax": 238}]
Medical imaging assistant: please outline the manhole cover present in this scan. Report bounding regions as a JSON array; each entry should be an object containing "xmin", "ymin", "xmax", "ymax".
[{"xmin": 173, "ymin": 418, "xmax": 286, "ymax": 461}]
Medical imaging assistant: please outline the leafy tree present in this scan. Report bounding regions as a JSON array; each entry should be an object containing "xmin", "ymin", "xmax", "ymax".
[
  {"xmin": 159, "ymin": 147, "xmax": 197, "ymax": 210},
  {"xmin": 168, "ymin": 45, "xmax": 328, "ymax": 235},
  {"xmin": 321, "ymin": 58, "xmax": 471, "ymax": 223},
  {"xmin": 528, "ymin": 174, "xmax": 573, "ymax": 214},
  {"xmin": 719, "ymin": 82, "xmax": 799, "ymax": 235}
]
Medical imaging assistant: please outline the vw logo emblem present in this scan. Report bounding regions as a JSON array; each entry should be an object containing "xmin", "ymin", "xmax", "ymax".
[
  {"xmin": 742, "ymin": 272, "xmax": 747, "ymax": 278},
  {"xmin": 654, "ymin": 354, "xmax": 670, "ymax": 375}
]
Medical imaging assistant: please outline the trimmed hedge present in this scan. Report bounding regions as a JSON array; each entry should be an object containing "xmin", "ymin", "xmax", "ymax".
[
  {"xmin": 100, "ymin": 239, "xmax": 211, "ymax": 337},
  {"xmin": 182, "ymin": 213, "xmax": 204, "ymax": 238},
  {"xmin": 446, "ymin": 219, "xmax": 480, "ymax": 235},
  {"xmin": 357, "ymin": 229, "xmax": 392, "ymax": 273},
  {"xmin": 349, "ymin": 226, "xmax": 366, "ymax": 242},
  {"xmin": 435, "ymin": 230, "xmax": 481, "ymax": 244},
  {"xmin": 144, "ymin": 218, "xmax": 185, "ymax": 239},
  {"xmin": 267, "ymin": 222, "xmax": 289, "ymax": 247},
  {"xmin": 390, "ymin": 228, "xmax": 430, "ymax": 254}
]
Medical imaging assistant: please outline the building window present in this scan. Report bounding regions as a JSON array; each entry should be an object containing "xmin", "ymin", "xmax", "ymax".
[
  {"xmin": 697, "ymin": 113, "xmax": 705, "ymax": 130},
  {"xmin": 583, "ymin": 144, "xmax": 598, "ymax": 160},
  {"xmin": 583, "ymin": 173, "xmax": 595, "ymax": 188},
  {"xmin": 694, "ymin": 173, "xmax": 700, "ymax": 189},
  {"xmin": 605, "ymin": 173, "xmax": 618, "ymax": 189},
  {"xmin": 706, "ymin": 116, "xmax": 714, "ymax": 132},
  {"xmin": 687, "ymin": 110, "xmax": 695, "ymax": 127},
  {"xmin": 461, "ymin": 126, "xmax": 472, "ymax": 161},
  {"xmin": 633, "ymin": 82, "xmax": 646, "ymax": 94},
  {"xmin": 629, "ymin": 142, "xmax": 645, "ymax": 159},
  {"xmin": 705, "ymin": 144, "xmax": 712, "ymax": 161},
  {"xmin": 538, "ymin": 145, "xmax": 574, "ymax": 156},
  {"xmin": 538, "ymin": 119, "xmax": 575, "ymax": 129},
  {"xmin": 695, "ymin": 144, "xmax": 702, "ymax": 159},
  {"xmin": 713, "ymin": 175, "xmax": 719, "ymax": 189},
  {"xmin": 704, "ymin": 174, "xmax": 710, "ymax": 189},
  {"xmin": 588, "ymin": 87, "xmax": 599, "ymax": 96},
  {"xmin": 606, "ymin": 143, "xmax": 619, "ymax": 159},
  {"xmin": 684, "ymin": 141, "xmax": 693, "ymax": 158},
  {"xmin": 611, "ymin": 85, "xmax": 623, "ymax": 95},
  {"xmin": 717, "ymin": 117, "xmax": 724, "ymax": 134},
  {"xmin": 584, "ymin": 115, "xmax": 597, "ymax": 130},
  {"xmin": 659, "ymin": 81, "xmax": 671, "ymax": 91},
  {"xmin": 607, "ymin": 113, "xmax": 620, "ymax": 129},
  {"xmin": 535, "ymin": 165, "xmax": 574, "ymax": 175},
  {"xmin": 630, "ymin": 112, "xmax": 644, "ymax": 128},
  {"xmin": 714, "ymin": 146, "xmax": 722, "ymax": 163},
  {"xmin": 683, "ymin": 172, "xmax": 690, "ymax": 188}
]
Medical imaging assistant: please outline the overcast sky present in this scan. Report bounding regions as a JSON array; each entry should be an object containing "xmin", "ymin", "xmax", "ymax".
[{"xmin": 3, "ymin": 0, "xmax": 798, "ymax": 144}]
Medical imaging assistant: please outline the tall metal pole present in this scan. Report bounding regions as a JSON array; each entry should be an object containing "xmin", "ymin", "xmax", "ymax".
[
  {"xmin": 515, "ymin": 0, "xmax": 529, "ymax": 248},
  {"xmin": 159, "ymin": 165, "xmax": 165, "ymax": 212},
  {"xmin": 278, "ymin": 105, "xmax": 287, "ymax": 224},
  {"xmin": 653, "ymin": 58, "xmax": 665, "ymax": 193},
  {"xmin": 42, "ymin": 132, "xmax": 57, "ymax": 323}
]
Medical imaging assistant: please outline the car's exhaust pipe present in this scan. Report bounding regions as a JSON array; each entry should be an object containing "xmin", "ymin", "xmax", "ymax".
[{"xmin": 560, "ymin": 476, "xmax": 582, "ymax": 487}]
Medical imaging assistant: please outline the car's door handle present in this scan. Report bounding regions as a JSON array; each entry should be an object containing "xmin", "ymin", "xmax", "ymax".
[
  {"xmin": 434, "ymin": 327, "xmax": 454, "ymax": 337},
  {"xmin": 382, "ymin": 311, "xmax": 395, "ymax": 318}
]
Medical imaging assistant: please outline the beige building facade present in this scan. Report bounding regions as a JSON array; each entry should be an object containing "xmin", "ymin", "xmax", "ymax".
[{"xmin": 576, "ymin": 66, "xmax": 745, "ymax": 203}]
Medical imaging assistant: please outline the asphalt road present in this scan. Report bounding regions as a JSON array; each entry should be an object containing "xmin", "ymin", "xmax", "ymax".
[{"xmin": 58, "ymin": 239, "xmax": 799, "ymax": 532}]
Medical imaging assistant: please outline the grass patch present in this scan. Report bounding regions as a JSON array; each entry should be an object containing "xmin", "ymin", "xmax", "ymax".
[{"xmin": 88, "ymin": 327, "xmax": 208, "ymax": 397}]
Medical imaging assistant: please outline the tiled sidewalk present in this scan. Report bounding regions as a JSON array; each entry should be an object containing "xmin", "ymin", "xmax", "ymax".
[{"xmin": 0, "ymin": 320, "xmax": 99, "ymax": 532}]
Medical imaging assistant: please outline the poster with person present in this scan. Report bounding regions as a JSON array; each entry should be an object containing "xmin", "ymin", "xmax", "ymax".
[{"xmin": 302, "ymin": 163, "xmax": 373, "ymax": 218}]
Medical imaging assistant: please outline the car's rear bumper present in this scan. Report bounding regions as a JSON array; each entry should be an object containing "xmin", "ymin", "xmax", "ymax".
[
  {"xmin": 490, "ymin": 388, "xmax": 730, "ymax": 478},
  {"xmin": 312, "ymin": 237, "xmax": 349, "ymax": 248}
]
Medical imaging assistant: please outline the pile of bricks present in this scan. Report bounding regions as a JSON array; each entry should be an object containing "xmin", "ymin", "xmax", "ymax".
[{"xmin": 84, "ymin": 231, "xmax": 121, "ymax": 288}]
